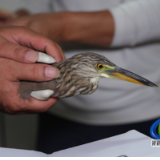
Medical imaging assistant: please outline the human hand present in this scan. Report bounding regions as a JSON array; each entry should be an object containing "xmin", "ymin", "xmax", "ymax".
[
  {"xmin": 0, "ymin": 26, "xmax": 65, "ymax": 114},
  {"xmin": 0, "ymin": 8, "xmax": 30, "ymax": 25},
  {"xmin": 0, "ymin": 8, "xmax": 17, "ymax": 24},
  {"xmin": 0, "ymin": 26, "xmax": 65, "ymax": 62},
  {"xmin": 8, "ymin": 13, "xmax": 66, "ymax": 42}
]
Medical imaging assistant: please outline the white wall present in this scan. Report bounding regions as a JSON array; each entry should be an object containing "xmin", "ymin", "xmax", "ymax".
[{"xmin": 0, "ymin": 0, "xmax": 26, "ymax": 11}]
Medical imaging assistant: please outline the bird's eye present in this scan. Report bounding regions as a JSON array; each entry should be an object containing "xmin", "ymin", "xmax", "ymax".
[{"xmin": 97, "ymin": 64, "xmax": 104, "ymax": 70}]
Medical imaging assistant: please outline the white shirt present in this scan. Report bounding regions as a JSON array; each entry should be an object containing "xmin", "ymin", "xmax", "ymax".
[{"xmin": 25, "ymin": 0, "xmax": 160, "ymax": 125}]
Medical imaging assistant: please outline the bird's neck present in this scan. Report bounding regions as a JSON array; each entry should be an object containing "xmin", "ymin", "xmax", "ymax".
[
  {"xmin": 88, "ymin": 77, "xmax": 99, "ymax": 93},
  {"xmin": 52, "ymin": 76, "xmax": 99, "ymax": 98},
  {"xmin": 90, "ymin": 77, "xmax": 99, "ymax": 84}
]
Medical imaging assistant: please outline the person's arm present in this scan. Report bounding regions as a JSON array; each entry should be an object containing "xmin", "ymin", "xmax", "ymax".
[
  {"xmin": 0, "ymin": 26, "xmax": 65, "ymax": 114},
  {"xmin": 48, "ymin": 0, "xmax": 160, "ymax": 46},
  {"xmin": 59, "ymin": 11, "xmax": 115, "ymax": 46},
  {"xmin": 9, "ymin": 0, "xmax": 160, "ymax": 47},
  {"xmin": 9, "ymin": 11, "xmax": 115, "ymax": 46}
]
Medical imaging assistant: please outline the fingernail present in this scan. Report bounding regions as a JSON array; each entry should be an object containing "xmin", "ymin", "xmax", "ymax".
[
  {"xmin": 45, "ymin": 67, "xmax": 60, "ymax": 78},
  {"xmin": 25, "ymin": 51, "xmax": 38, "ymax": 62}
]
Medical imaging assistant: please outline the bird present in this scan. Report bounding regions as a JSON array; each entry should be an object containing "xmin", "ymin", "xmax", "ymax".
[{"xmin": 18, "ymin": 52, "xmax": 158, "ymax": 100}]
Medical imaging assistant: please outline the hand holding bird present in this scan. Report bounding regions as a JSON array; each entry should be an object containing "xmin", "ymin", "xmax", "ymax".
[{"xmin": 0, "ymin": 27, "xmax": 64, "ymax": 114}]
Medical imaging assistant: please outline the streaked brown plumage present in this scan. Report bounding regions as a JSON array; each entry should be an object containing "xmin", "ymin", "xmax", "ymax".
[{"xmin": 18, "ymin": 52, "xmax": 157, "ymax": 100}]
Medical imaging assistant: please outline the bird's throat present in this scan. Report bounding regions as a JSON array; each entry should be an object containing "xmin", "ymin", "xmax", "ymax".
[
  {"xmin": 89, "ymin": 77, "xmax": 99, "ymax": 93},
  {"xmin": 90, "ymin": 77, "xmax": 99, "ymax": 84}
]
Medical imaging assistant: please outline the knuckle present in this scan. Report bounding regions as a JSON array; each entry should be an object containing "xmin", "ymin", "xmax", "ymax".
[
  {"xmin": 0, "ymin": 92, "xmax": 26, "ymax": 114},
  {"xmin": 20, "ymin": 26, "xmax": 35, "ymax": 35},
  {"xmin": 1, "ymin": 102, "xmax": 18, "ymax": 114},
  {"xmin": 13, "ymin": 46, "xmax": 22, "ymax": 59},
  {"xmin": 10, "ymin": 26, "xmax": 31, "ymax": 35},
  {"xmin": 16, "ymin": 26, "xmax": 28, "ymax": 32},
  {"xmin": 31, "ymin": 66, "xmax": 41, "ymax": 80},
  {"xmin": 13, "ymin": 46, "xmax": 29, "ymax": 61},
  {"xmin": 0, "ymin": 39, "xmax": 6, "ymax": 53},
  {"xmin": 6, "ymin": 103, "xmax": 27, "ymax": 114}
]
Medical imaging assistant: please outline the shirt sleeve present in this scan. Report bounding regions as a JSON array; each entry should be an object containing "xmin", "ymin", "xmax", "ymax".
[
  {"xmin": 23, "ymin": 0, "xmax": 51, "ymax": 14},
  {"xmin": 109, "ymin": 0, "xmax": 160, "ymax": 47}
]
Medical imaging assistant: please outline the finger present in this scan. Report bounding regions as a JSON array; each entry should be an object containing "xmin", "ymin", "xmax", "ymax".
[
  {"xmin": 2, "ymin": 27, "xmax": 64, "ymax": 62},
  {"xmin": 55, "ymin": 43, "xmax": 66, "ymax": 60},
  {"xmin": 0, "ymin": 38, "xmax": 56, "ymax": 63},
  {"xmin": 10, "ymin": 61, "xmax": 60, "ymax": 81},
  {"xmin": 6, "ymin": 95, "xmax": 57, "ymax": 114},
  {"xmin": 22, "ymin": 97, "xmax": 58, "ymax": 113},
  {"xmin": 0, "ymin": 75, "xmax": 57, "ymax": 114},
  {"xmin": 0, "ymin": 37, "xmax": 38, "ymax": 63}
]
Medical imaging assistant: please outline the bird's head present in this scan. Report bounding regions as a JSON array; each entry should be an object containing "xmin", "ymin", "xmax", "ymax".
[{"xmin": 62, "ymin": 52, "xmax": 157, "ymax": 87}]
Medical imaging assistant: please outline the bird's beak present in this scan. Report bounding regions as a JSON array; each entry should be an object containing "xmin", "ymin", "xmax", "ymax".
[{"xmin": 100, "ymin": 65, "xmax": 158, "ymax": 87}]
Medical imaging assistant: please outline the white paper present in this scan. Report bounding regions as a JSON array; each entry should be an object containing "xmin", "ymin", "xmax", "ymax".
[
  {"xmin": 51, "ymin": 130, "xmax": 160, "ymax": 157},
  {"xmin": 0, "ymin": 147, "xmax": 46, "ymax": 157},
  {"xmin": 0, "ymin": 130, "xmax": 160, "ymax": 157}
]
